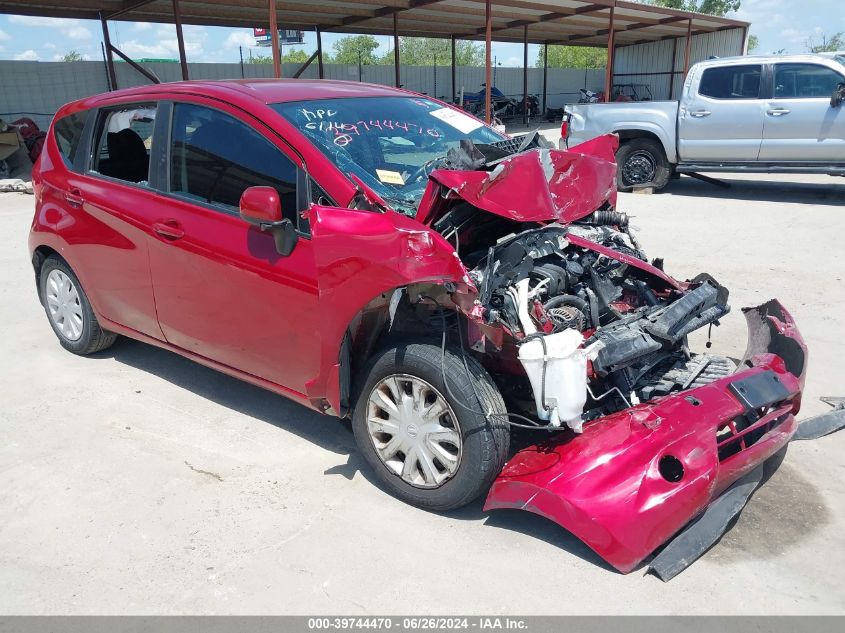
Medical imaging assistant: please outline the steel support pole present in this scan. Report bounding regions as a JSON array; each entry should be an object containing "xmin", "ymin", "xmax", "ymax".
[
  {"xmin": 669, "ymin": 36, "xmax": 678, "ymax": 99},
  {"xmin": 683, "ymin": 18, "xmax": 693, "ymax": 79},
  {"xmin": 172, "ymin": 0, "xmax": 189, "ymax": 80},
  {"xmin": 542, "ymin": 42, "xmax": 548, "ymax": 115},
  {"xmin": 522, "ymin": 24, "xmax": 528, "ymax": 124},
  {"xmin": 269, "ymin": 0, "xmax": 281, "ymax": 79},
  {"xmin": 603, "ymin": 5, "xmax": 615, "ymax": 103},
  {"xmin": 316, "ymin": 26, "xmax": 325, "ymax": 79},
  {"xmin": 99, "ymin": 12, "xmax": 117, "ymax": 91},
  {"xmin": 451, "ymin": 35, "xmax": 456, "ymax": 103},
  {"xmin": 485, "ymin": 0, "xmax": 492, "ymax": 124},
  {"xmin": 393, "ymin": 12, "xmax": 401, "ymax": 87}
]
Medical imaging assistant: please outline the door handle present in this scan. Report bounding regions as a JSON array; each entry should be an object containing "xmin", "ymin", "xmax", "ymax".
[
  {"xmin": 153, "ymin": 219, "xmax": 185, "ymax": 240},
  {"xmin": 64, "ymin": 188, "xmax": 83, "ymax": 208},
  {"xmin": 767, "ymin": 108, "xmax": 791, "ymax": 116},
  {"xmin": 689, "ymin": 110, "xmax": 711, "ymax": 118}
]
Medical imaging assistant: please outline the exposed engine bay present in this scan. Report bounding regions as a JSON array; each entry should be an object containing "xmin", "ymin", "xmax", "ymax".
[{"xmin": 419, "ymin": 135, "xmax": 735, "ymax": 433}]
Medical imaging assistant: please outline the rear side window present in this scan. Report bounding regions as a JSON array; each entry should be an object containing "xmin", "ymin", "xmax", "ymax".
[
  {"xmin": 90, "ymin": 104, "xmax": 157, "ymax": 185},
  {"xmin": 774, "ymin": 63, "xmax": 845, "ymax": 98},
  {"xmin": 699, "ymin": 64, "xmax": 762, "ymax": 99},
  {"xmin": 53, "ymin": 111, "xmax": 87, "ymax": 169},
  {"xmin": 168, "ymin": 103, "xmax": 299, "ymax": 222}
]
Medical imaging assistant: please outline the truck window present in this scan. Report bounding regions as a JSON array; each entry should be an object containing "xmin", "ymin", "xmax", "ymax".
[
  {"xmin": 774, "ymin": 63, "xmax": 845, "ymax": 99},
  {"xmin": 698, "ymin": 65, "xmax": 762, "ymax": 100}
]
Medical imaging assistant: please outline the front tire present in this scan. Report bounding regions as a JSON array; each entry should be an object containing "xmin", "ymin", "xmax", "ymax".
[
  {"xmin": 616, "ymin": 138, "xmax": 672, "ymax": 191},
  {"xmin": 352, "ymin": 343, "xmax": 510, "ymax": 511},
  {"xmin": 39, "ymin": 256, "xmax": 117, "ymax": 355}
]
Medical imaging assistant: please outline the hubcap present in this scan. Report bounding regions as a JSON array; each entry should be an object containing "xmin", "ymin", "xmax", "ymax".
[
  {"xmin": 45, "ymin": 269, "xmax": 84, "ymax": 341},
  {"xmin": 366, "ymin": 375, "xmax": 462, "ymax": 489},
  {"xmin": 622, "ymin": 150, "xmax": 657, "ymax": 185}
]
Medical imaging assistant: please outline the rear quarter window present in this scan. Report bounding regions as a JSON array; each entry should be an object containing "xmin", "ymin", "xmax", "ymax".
[{"xmin": 53, "ymin": 111, "xmax": 88, "ymax": 170}]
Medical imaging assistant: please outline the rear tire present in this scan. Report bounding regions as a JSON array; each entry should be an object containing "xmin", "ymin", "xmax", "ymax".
[
  {"xmin": 39, "ymin": 256, "xmax": 117, "ymax": 355},
  {"xmin": 616, "ymin": 138, "xmax": 672, "ymax": 191},
  {"xmin": 352, "ymin": 342, "xmax": 510, "ymax": 511}
]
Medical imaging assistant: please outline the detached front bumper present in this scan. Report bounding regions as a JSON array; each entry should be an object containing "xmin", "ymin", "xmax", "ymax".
[{"xmin": 484, "ymin": 300, "xmax": 807, "ymax": 574}]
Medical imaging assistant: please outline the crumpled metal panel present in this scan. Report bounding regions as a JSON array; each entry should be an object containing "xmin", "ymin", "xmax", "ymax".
[
  {"xmin": 419, "ymin": 134, "xmax": 619, "ymax": 225},
  {"xmin": 483, "ymin": 299, "xmax": 807, "ymax": 574}
]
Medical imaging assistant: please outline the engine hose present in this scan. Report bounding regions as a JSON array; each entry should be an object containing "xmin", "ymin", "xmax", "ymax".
[{"xmin": 589, "ymin": 210, "xmax": 629, "ymax": 228}]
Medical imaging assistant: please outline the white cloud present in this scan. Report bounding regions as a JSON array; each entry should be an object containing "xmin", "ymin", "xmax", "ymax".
[
  {"xmin": 64, "ymin": 26, "xmax": 92, "ymax": 41},
  {"xmin": 9, "ymin": 16, "xmax": 79, "ymax": 28},
  {"xmin": 0, "ymin": 28, "xmax": 11, "ymax": 41},
  {"xmin": 133, "ymin": 22, "xmax": 153, "ymax": 31},
  {"xmin": 43, "ymin": 42, "xmax": 57, "ymax": 50},
  {"xmin": 224, "ymin": 31, "xmax": 254, "ymax": 49},
  {"xmin": 14, "ymin": 49, "xmax": 39, "ymax": 61}
]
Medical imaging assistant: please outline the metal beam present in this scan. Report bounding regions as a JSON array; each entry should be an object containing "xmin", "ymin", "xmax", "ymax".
[
  {"xmin": 683, "ymin": 18, "xmax": 693, "ymax": 79},
  {"xmin": 335, "ymin": 0, "xmax": 447, "ymax": 29},
  {"xmin": 603, "ymin": 4, "xmax": 615, "ymax": 102},
  {"xmin": 485, "ymin": 0, "xmax": 492, "ymax": 124},
  {"xmin": 460, "ymin": 4, "xmax": 610, "ymax": 39},
  {"xmin": 106, "ymin": 0, "xmax": 157, "ymax": 20},
  {"xmin": 393, "ymin": 12, "xmax": 401, "ymax": 87},
  {"xmin": 268, "ymin": 0, "xmax": 281, "ymax": 79},
  {"xmin": 566, "ymin": 15, "xmax": 687, "ymax": 43},
  {"xmin": 110, "ymin": 44, "xmax": 161, "ymax": 84},
  {"xmin": 292, "ymin": 50, "xmax": 318, "ymax": 78},
  {"xmin": 172, "ymin": 0, "xmax": 189, "ymax": 80},
  {"xmin": 99, "ymin": 12, "xmax": 117, "ymax": 91},
  {"xmin": 542, "ymin": 42, "xmax": 548, "ymax": 114},
  {"xmin": 451, "ymin": 35, "xmax": 456, "ymax": 102},
  {"xmin": 522, "ymin": 23, "xmax": 528, "ymax": 125},
  {"xmin": 316, "ymin": 26, "xmax": 325, "ymax": 78}
]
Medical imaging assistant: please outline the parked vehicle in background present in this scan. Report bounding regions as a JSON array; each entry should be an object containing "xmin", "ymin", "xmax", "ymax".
[
  {"xmin": 611, "ymin": 83, "xmax": 653, "ymax": 102},
  {"xmin": 564, "ymin": 54, "xmax": 845, "ymax": 190},
  {"xmin": 578, "ymin": 88, "xmax": 604, "ymax": 103}
]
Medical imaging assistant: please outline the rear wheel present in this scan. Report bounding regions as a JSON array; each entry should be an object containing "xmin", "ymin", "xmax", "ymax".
[
  {"xmin": 616, "ymin": 138, "xmax": 672, "ymax": 191},
  {"xmin": 352, "ymin": 342, "xmax": 510, "ymax": 511},
  {"xmin": 39, "ymin": 256, "xmax": 117, "ymax": 355}
]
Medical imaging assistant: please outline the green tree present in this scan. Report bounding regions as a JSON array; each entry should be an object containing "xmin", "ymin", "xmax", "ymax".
[
  {"xmin": 747, "ymin": 34, "xmax": 759, "ymax": 52},
  {"xmin": 331, "ymin": 35, "xmax": 381, "ymax": 65},
  {"xmin": 396, "ymin": 37, "xmax": 483, "ymax": 66},
  {"xmin": 539, "ymin": 45, "xmax": 606, "ymax": 69},
  {"xmin": 806, "ymin": 31, "xmax": 844, "ymax": 53},
  {"xmin": 61, "ymin": 50, "xmax": 83, "ymax": 62},
  {"xmin": 245, "ymin": 49, "xmax": 314, "ymax": 65},
  {"xmin": 642, "ymin": 1, "xmax": 741, "ymax": 15}
]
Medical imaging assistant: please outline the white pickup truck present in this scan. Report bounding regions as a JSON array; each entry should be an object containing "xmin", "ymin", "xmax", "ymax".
[{"xmin": 564, "ymin": 54, "xmax": 845, "ymax": 190}]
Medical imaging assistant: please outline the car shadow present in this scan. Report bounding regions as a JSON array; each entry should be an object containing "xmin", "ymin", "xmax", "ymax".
[
  {"xmin": 96, "ymin": 337, "xmax": 616, "ymax": 571},
  {"xmin": 661, "ymin": 174, "xmax": 845, "ymax": 205}
]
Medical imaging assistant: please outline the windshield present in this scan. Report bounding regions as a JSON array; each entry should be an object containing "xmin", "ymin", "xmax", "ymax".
[{"xmin": 272, "ymin": 96, "xmax": 505, "ymax": 215}]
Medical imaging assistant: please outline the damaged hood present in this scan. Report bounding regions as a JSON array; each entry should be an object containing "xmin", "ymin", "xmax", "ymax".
[{"xmin": 417, "ymin": 134, "xmax": 619, "ymax": 225}]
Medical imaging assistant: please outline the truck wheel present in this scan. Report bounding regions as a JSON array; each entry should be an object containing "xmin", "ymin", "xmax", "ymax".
[
  {"xmin": 352, "ymin": 342, "xmax": 510, "ymax": 512},
  {"xmin": 616, "ymin": 138, "xmax": 671, "ymax": 191}
]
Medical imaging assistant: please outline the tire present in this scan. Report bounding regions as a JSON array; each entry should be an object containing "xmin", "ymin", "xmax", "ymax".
[
  {"xmin": 352, "ymin": 342, "xmax": 510, "ymax": 511},
  {"xmin": 616, "ymin": 137, "xmax": 672, "ymax": 191},
  {"xmin": 39, "ymin": 255, "xmax": 117, "ymax": 355}
]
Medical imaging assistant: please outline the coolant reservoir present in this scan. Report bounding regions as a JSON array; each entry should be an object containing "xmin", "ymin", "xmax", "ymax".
[{"xmin": 518, "ymin": 329, "xmax": 602, "ymax": 433}]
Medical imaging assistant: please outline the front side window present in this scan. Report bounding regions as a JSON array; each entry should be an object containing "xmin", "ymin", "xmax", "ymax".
[
  {"xmin": 699, "ymin": 65, "xmax": 762, "ymax": 100},
  {"xmin": 169, "ymin": 103, "xmax": 299, "ymax": 222},
  {"xmin": 53, "ymin": 111, "xmax": 87, "ymax": 170},
  {"xmin": 91, "ymin": 104, "xmax": 157, "ymax": 184},
  {"xmin": 774, "ymin": 63, "xmax": 845, "ymax": 98},
  {"xmin": 272, "ymin": 97, "xmax": 505, "ymax": 216}
]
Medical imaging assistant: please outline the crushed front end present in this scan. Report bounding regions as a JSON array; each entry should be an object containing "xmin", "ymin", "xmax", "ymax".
[{"xmin": 411, "ymin": 133, "xmax": 808, "ymax": 573}]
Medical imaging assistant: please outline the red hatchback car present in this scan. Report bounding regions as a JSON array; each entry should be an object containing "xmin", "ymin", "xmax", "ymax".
[{"xmin": 30, "ymin": 80, "xmax": 806, "ymax": 574}]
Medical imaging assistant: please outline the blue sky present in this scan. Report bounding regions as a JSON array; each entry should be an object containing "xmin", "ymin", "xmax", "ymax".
[{"xmin": 0, "ymin": 1, "xmax": 841, "ymax": 66}]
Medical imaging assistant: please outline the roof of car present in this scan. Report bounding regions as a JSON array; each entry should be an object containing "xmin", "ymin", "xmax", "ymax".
[
  {"xmin": 694, "ymin": 53, "xmax": 845, "ymax": 67},
  {"xmin": 88, "ymin": 79, "xmax": 411, "ymax": 107}
]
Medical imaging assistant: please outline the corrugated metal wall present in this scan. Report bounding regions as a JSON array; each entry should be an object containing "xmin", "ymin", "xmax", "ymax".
[
  {"xmin": 613, "ymin": 27, "xmax": 745, "ymax": 100},
  {"xmin": 0, "ymin": 60, "xmax": 604, "ymax": 129}
]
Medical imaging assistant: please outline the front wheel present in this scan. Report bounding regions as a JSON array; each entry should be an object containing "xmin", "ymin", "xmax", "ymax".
[
  {"xmin": 352, "ymin": 343, "xmax": 510, "ymax": 511},
  {"xmin": 616, "ymin": 138, "xmax": 672, "ymax": 191}
]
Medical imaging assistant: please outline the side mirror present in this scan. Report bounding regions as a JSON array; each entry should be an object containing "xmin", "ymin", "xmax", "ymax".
[
  {"xmin": 832, "ymin": 84, "xmax": 845, "ymax": 108},
  {"xmin": 239, "ymin": 186, "xmax": 298, "ymax": 257}
]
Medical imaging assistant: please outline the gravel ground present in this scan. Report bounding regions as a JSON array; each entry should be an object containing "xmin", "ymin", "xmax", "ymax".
[{"xmin": 1, "ymin": 169, "xmax": 843, "ymax": 615}]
